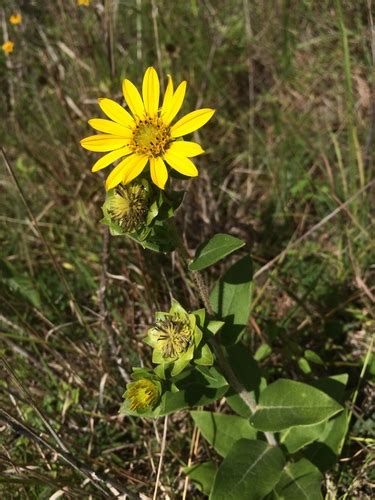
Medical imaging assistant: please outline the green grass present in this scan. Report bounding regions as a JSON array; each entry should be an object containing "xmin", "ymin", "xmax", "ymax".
[{"xmin": 1, "ymin": 0, "xmax": 374, "ymax": 497}]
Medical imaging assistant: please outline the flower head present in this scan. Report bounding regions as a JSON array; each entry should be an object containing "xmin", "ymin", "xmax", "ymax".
[
  {"xmin": 77, "ymin": 0, "xmax": 90, "ymax": 5},
  {"xmin": 2, "ymin": 41, "xmax": 14, "ymax": 54},
  {"xmin": 81, "ymin": 67, "xmax": 215, "ymax": 190},
  {"xmin": 103, "ymin": 180, "xmax": 149, "ymax": 232},
  {"xmin": 9, "ymin": 13, "xmax": 22, "ymax": 25},
  {"xmin": 123, "ymin": 378, "xmax": 160, "ymax": 412},
  {"xmin": 153, "ymin": 314, "xmax": 194, "ymax": 360},
  {"xmin": 146, "ymin": 300, "xmax": 203, "ymax": 376}
]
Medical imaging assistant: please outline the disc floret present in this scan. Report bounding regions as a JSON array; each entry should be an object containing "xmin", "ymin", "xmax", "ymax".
[
  {"xmin": 131, "ymin": 117, "xmax": 171, "ymax": 158},
  {"xmin": 124, "ymin": 378, "xmax": 160, "ymax": 412}
]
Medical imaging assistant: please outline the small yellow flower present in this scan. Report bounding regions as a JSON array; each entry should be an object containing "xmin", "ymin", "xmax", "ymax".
[
  {"xmin": 2, "ymin": 41, "xmax": 14, "ymax": 54},
  {"xmin": 81, "ymin": 67, "xmax": 215, "ymax": 190},
  {"xmin": 77, "ymin": 0, "xmax": 90, "ymax": 6},
  {"xmin": 9, "ymin": 13, "xmax": 22, "ymax": 25},
  {"xmin": 124, "ymin": 378, "xmax": 160, "ymax": 411}
]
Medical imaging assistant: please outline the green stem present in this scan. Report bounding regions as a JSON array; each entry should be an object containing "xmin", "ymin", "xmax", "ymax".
[{"xmin": 172, "ymin": 223, "xmax": 277, "ymax": 447}]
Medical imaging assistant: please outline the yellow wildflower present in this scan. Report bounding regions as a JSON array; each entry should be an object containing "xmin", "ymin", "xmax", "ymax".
[
  {"xmin": 124, "ymin": 378, "xmax": 160, "ymax": 411},
  {"xmin": 2, "ymin": 41, "xmax": 14, "ymax": 54},
  {"xmin": 9, "ymin": 13, "xmax": 22, "ymax": 25},
  {"xmin": 81, "ymin": 67, "xmax": 215, "ymax": 190},
  {"xmin": 77, "ymin": 0, "xmax": 90, "ymax": 5}
]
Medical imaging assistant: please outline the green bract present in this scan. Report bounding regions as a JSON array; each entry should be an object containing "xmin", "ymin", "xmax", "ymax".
[
  {"xmin": 145, "ymin": 300, "xmax": 206, "ymax": 376},
  {"xmin": 101, "ymin": 179, "xmax": 185, "ymax": 252}
]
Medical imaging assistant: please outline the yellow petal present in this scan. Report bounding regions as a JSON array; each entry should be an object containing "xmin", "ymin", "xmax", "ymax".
[
  {"xmin": 88, "ymin": 119, "xmax": 133, "ymax": 136},
  {"xmin": 168, "ymin": 141, "xmax": 204, "ymax": 157},
  {"xmin": 98, "ymin": 98, "xmax": 135, "ymax": 128},
  {"xmin": 164, "ymin": 150, "xmax": 198, "ymax": 177},
  {"xmin": 161, "ymin": 75, "xmax": 174, "ymax": 117},
  {"xmin": 80, "ymin": 135, "xmax": 129, "ymax": 152},
  {"xmin": 122, "ymin": 78, "xmax": 145, "ymax": 118},
  {"xmin": 105, "ymin": 154, "xmax": 148, "ymax": 190},
  {"xmin": 150, "ymin": 157, "xmax": 168, "ymax": 189},
  {"xmin": 122, "ymin": 154, "xmax": 148, "ymax": 185},
  {"xmin": 142, "ymin": 67, "xmax": 160, "ymax": 117},
  {"xmin": 171, "ymin": 108, "xmax": 215, "ymax": 138},
  {"xmin": 105, "ymin": 157, "xmax": 133, "ymax": 190},
  {"xmin": 91, "ymin": 146, "xmax": 133, "ymax": 172},
  {"xmin": 163, "ymin": 81, "xmax": 187, "ymax": 125}
]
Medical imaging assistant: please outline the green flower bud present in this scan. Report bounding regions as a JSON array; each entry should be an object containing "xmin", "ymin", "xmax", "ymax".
[
  {"xmin": 124, "ymin": 378, "xmax": 160, "ymax": 412},
  {"xmin": 105, "ymin": 180, "xmax": 149, "ymax": 232},
  {"xmin": 145, "ymin": 300, "xmax": 203, "ymax": 376},
  {"xmin": 153, "ymin": 314, "xmax": 193, "ymax": 360}
]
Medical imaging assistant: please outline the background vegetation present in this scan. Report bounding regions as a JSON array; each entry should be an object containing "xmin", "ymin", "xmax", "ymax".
[{"xmin": 0, "ymin": 0, "xmax": 374, "ymax": 497}]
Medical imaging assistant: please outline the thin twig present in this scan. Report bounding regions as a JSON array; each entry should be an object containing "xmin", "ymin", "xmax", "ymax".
[
  {"xmin": 152, "ymin": 415, "xmax": 168, "ymax": 500},
  {"xmin": 0, "ymin": 408, "xmax": 136, "ymax": 498},
  {"xmin": 1, "ymin": 357, "xmax": 69, "ymax": 453},
  {"xmin": 364, "ymin": 0, "xmax": 375, "ymax": 171},
  {"xmin": 1, "ymin": 147, "xmax": 93, "ymax": 338},
  {"xmin": 182, "ymin": 424, "xmax": 200, "ymax": 500},
  {"xmin": 105, "ymin": 0, "xmax": 116, "ymax": 81},
  {"xmin": 253, "ymin": 178, "xmax": 375, "ymax": 282},
  {"xmin": 150, "ymin": 0, "xmax": 163, "ymax": 92},
  {"xmin": 243, "ymin": 0, "xmax": 255, "ymax": 196}
]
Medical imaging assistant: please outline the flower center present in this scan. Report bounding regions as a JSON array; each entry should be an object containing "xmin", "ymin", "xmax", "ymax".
[
  {"xmin": 126, "ymin": 379, "xmax": 159, "ymax": 411},
  {"xmin": 131, "ymin": 117, "xmax": 171, "ymax": 158},
  {"xmin": 154, "ymin": 315, "xmax": 193, "ymax": 359}
]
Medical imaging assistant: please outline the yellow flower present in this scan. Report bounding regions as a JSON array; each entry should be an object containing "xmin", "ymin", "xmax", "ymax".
[
  {"xmin": 124, "ymin": 378, "xmax": 160, "ymax": 411},
  {"xmin": 77, "ymin": 0, "xmax": 90, "ymax": 5},
  {"xmin": 2, "ymin": 41, "xmax": 14, "ymax": 54},
  {"xmin": 9, "ymin": 13, "xmax": 22, "ymax": 25},
  {"xmin": 81, "ymin": 67, "xmax": 215, "ymax": 190}
]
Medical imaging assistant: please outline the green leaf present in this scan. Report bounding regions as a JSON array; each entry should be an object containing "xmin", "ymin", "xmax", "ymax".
[
  {"xmin": 273, "ymin": 459, "xmax": 323, "ymax": 499},
  {"xmin": 191, "ymin": 411, "xmax": 257, "ymax": 457},
  {"xmin": 254, "ymin": 343, "xmax": 272, "ymax": 362},
  {"xmin": 206, "ymin": 320, "xmax": 225, "ymax": 335},
  {"xmin": 280, "ymin": 374, "xmax": 349, "ymax": 454},
  {"xmin": 280, "ymin": 421, "xmax": 328, "ymax": 454},
  {"xmin": 184, "ymin": 461, "xmax": 217, "ymax": 496},
  {"xmin": 304, "ymin": 410, "xmax": 349, "ymax": 472},
  {"xmin": 298, "ymin": 357, "xmax": 311, "ymax": 374},
  {"xmin": 195, "ymin": 344, "xmax": 214, "ymax": 366},
  {"xmin": 310, "ymin": 373, "xmax": 348, "ymax": 403},
  {"xmin": 250, "ymin": 379, "xmax": 343, "ymax": 432},
  {"xmin": 226, "ymin": 377, "xmax": 267, "ymax": 419},
  {"xmin": 189, "ymin": 233, "xmax": 245, "ymax": 271},
  {"xmin": 210, "ymin": 439, "xmax": 285, "ymax": 500},
  {"xmin": 158, "ymin": 366, "xmax": 229, "ymax": 415},
  {"xmin": 304, "ymin": 350, "xmax": 323, "ymax": 365},
  {"xmin": 194, "ymin": 366, "xmax": 228, "ymax": 388},
  {"xmin": 225, "ymin": 344, "xmax": 261, "ymax": 392},
  {"xmin": 210, "ymin": 255, "xmax": 253, "ymax": 344},
  {"xmin": 159, "ymin": 385, "xmax": 228, "ymax": 416}
]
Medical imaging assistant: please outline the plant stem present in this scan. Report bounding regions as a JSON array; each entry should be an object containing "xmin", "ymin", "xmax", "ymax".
[{"xmin": 173, "ymin": 227, "xmax": 277, "ymax": 447}]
